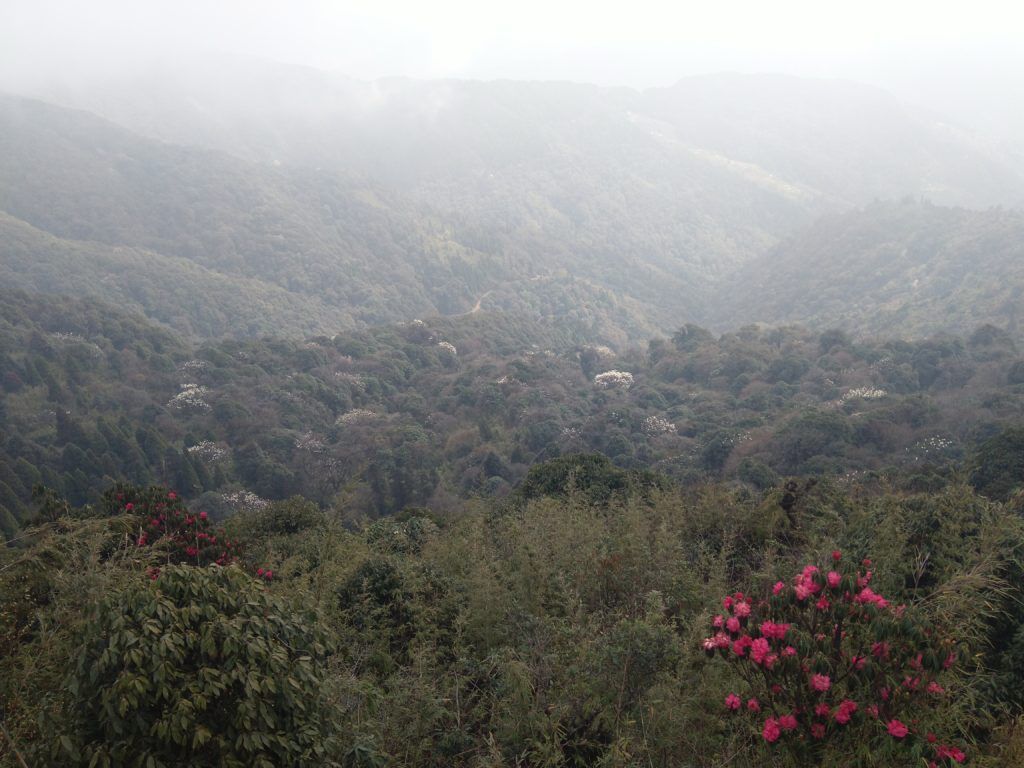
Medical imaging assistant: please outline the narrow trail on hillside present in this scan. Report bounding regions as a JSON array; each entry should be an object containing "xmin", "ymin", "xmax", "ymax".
[{"xmin": 451, "ymin": 289, "xmax": 493, "ymax": 317}]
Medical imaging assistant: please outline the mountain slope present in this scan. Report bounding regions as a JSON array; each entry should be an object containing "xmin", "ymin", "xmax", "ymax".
[
  {"xmin": 0, "ymin": 93, "xmax": 498, "ymax": 325},
  {"xmin": 640, "ymin": 74, "xmax": 1024, "ymax": 208},
  {"xmin": 0, "ymin": 211, "xmax": 359, "ymax": 337},
  {"xmin": 4, "ymin": 67, "xmax": 1024, "ymax": 344},
  {"xmin": 0, "ymin": 91, "xmax": 781, "ymax": 342},
  {"xmin": 712, "ymin": 200, "xmax": 1024, "ymax": 339}
]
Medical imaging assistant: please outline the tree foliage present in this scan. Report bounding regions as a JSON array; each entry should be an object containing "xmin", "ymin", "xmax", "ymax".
[{"xmin": 59, "ymin": 565, "xmax": 337, "ymax": 768}]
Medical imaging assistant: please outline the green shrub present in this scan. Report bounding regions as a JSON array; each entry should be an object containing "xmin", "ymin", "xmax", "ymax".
[{"xmin": 59, "ymin": 564, "xmax": 337, "ymax": 767}]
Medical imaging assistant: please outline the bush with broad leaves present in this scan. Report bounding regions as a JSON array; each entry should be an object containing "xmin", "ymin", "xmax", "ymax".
[{"xmin": 57, "ymin": 564, "xmax": 338, "ymax": 767}]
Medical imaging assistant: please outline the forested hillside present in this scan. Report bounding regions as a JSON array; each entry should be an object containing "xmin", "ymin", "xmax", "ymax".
[
  {"xmin": 717, "ymin": 200, "xmax": 1024, "ymax": 340},
  {"xmin": 5, "ymin": 69, "xmax": 1024, "ymax": 346},
  {"xmin": 3, "ymin": 287, "xmax": 1024, "ymax": 537}
]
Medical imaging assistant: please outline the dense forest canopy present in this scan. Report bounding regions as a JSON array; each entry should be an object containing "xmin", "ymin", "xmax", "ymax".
[{"xmin": 2, "ymin": 286, "xmax": 1023, "ymax": 538}]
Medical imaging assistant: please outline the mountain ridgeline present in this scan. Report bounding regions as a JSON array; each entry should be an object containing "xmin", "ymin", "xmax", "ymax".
[{"xmin": 2, "ymin": 65, "xmax": 1024, "ymax": 347}]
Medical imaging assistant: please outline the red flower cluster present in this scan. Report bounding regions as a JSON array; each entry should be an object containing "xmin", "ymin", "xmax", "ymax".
[
  {"xmin": 117, "ymin": 487, "xmax": 272, "ymax": 582},
  {"xmin": 702, "ymin": 551, "xmax": 965, "ymax": 765}
]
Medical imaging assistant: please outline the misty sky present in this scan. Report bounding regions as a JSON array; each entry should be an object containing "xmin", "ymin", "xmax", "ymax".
[{"xmin": 2, "ymin": 0, "xmax": 1023, "ymax": 137}]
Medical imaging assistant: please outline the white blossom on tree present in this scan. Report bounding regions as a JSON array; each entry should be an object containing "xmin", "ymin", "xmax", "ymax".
[
  {"xmin": 642, "ymin": 415, "xmax": 676, "ymax": 435},
  {"xmin": 593, "ymin": 370, "xmax": 634, "ymax": 390},
  {"xmin": 221, "ymin": 489, "xmax": 270, "ymax": 512},
  {"xmin": 185, "ymin": 441, "xmax": 228, "ymax": 462},
  {"xmin": 167, "ymin": 383, "xmax": 210, "ymax": 411},
  {"xmin": 335, "ymin": 408, "xmax": 379, "ymax": 426},
  {"xmin": 839, "ymin": 386, "xmax": 887, "ymax": 404}
]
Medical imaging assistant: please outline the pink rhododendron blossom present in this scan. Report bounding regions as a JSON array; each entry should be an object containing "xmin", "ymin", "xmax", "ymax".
[
  {"xmin": 855, "ymin": 587, "xmax": 889, "ymax": 608},
  {"xmin": 760, "ymin": 621, "xmax": 789, "ymax": 640},
  {"xmin": 827, "ymin": 571, "xmax": 841, "ymax": 588},
  {"xmin": 834, "ymin": 700, "xmax": 858, "ymax": 724},
  {"xmin": 778, "ymin": 714, "xmax": 798, "ymax": 732},
  {"xmin": 747, "ymin": 698, "xmax": 760, "ymax": 713},
  {"xmin": 810, "ymin": 674, "xmax": 831, "ymax": 692},
  {"xmin": 936, "ymin": 745, "xmax": 965, "ymax": 763},
  {"xmin": 734, "ymin": 601, "xmax": 751, "ymax": 618},
  {"xmin": 772, "ymin": 581, "xmax": 785, "ymax": 595},
  {"xmin": 887, "ymin": 719, "xmax": 909, "ymax": 739},
  {"xmin": 750, "ymin": 637, "xmax": 771, "ymax": 665},
  {"xmin": 762, "ymin": 718, "xmax": 781, "ymax": 743},
  {"xmin": 725, "ymin": 693, "xmax": 741, "ymax": 711},
  {"xmin": 732, "ymin": 636, "xmax": 753, "ymax": 657},
  {"xmin": 726, "ymin": 616, "xmax": 741, "ymax": 633},
  {"xmin": 814, "ymin": 703, "xmax": 831, "ymax": 718}
]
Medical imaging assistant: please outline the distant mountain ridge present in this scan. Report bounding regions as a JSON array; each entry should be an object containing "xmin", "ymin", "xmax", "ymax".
[
  {"xmin": 2, "ymin": 63, "xmax": 1024, "ymax": 344},
  {"xmin": 24, "ymin": 61, "xmax": 1024, "ymax": 207}
]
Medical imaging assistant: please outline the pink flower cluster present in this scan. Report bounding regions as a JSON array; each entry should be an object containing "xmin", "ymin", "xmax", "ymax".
[{"xmin": 705, "ymin": 551, "xmax": 965, "ymax": 765}]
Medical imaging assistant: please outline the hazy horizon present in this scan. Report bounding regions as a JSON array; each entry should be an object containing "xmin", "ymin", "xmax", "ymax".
[{"xmin": 3, "ymin": 0, "xmax": 1024, "ymax": 140}]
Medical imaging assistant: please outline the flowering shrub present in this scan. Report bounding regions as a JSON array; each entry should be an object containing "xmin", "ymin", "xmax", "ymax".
[
  {"xmin": 702, "ymin": 552, "xmax": 966, "ymax": 766},
  {"xmin": 104, "ymin": 485, "xmax": 271, "ymax": 581}
]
